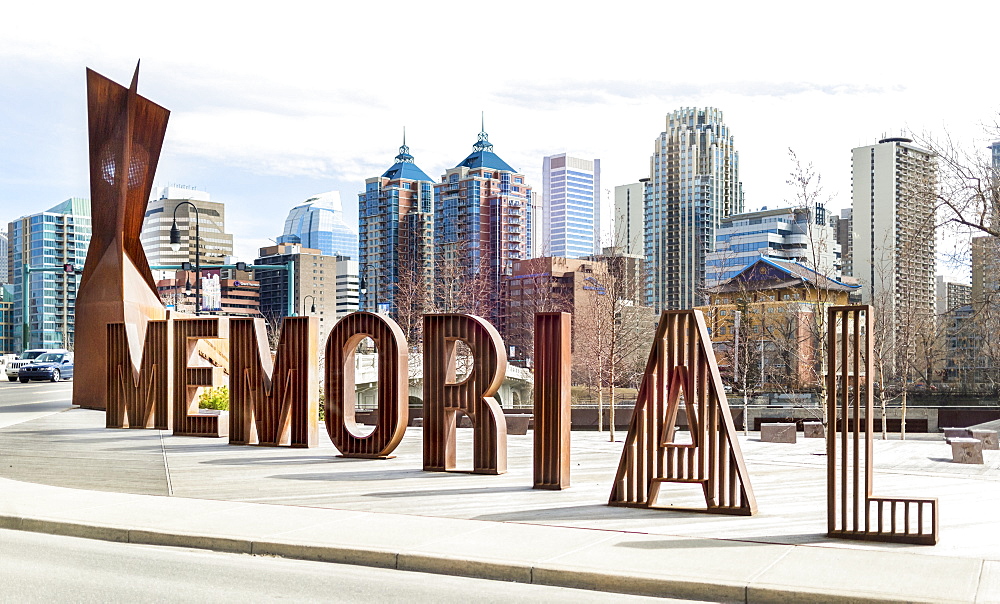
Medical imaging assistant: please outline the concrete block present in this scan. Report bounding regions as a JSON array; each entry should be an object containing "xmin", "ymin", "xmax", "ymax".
[
  {"xmin": 761, "ymin": 423, "xmax": 796, "ymax": 443},
  {"xmin": 942, "ymin": 427, "xmax": 970, "ymax": 440},
  {"xmin": 969, "ymin": 429, "xmax": 999, "ymax": 450},
  {"xmin": 951, "ymin": 437, "xmax": 984, "ymax": 464},
  {"xmin": 803, "ymin": 422, "xmax": 825, "ymax": 438},
  {"xmin": 505, "ymin": 414, "xmax": 531, "ymax": 435}
]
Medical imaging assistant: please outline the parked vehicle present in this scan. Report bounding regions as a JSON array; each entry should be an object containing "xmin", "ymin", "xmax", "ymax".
[
  {"xmin": 17, "ymin": 352, "xmax": 74, "ymax": 383},
  {"xmin": 5, "ymin": 348, "xmax": 69, "ymax": 381}
]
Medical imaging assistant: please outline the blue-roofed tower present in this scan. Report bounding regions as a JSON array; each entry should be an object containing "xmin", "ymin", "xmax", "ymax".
[
  {"xmin": 434, "ymin": 121, "xmax": 533, "ymax": 330},
  {"xmin": 359, "ymin": 135, "xmax": 435, "ymax": 324}
]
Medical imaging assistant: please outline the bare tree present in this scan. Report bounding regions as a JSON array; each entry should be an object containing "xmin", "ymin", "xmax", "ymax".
[{"xmin": 575, "ymin": 249, "xmax": 654, "ymax": 441}]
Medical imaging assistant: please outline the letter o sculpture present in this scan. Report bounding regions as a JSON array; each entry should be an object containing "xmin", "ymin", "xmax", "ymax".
[{"xmin": 325, "ymin": 312, "xmax": 409, "ymax": 458}]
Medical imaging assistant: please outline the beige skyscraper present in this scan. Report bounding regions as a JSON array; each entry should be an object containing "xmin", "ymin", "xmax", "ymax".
[
  {"xmin": 141, "ymin": 186, "xmax": 234, "ymax": 275},
  {"xmin": 852, "ymin": 137, "xmax": 936, "ymax": 361}
]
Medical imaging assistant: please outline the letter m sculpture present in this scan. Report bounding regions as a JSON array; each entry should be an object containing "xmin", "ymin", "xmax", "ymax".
[{"xmin": 610, "ymin": 310, "xmax": 756, "ymax": 515}]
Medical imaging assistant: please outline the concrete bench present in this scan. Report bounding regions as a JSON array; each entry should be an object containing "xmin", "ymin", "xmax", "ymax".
[
  {"xmin": 950, "ymin": 437, "xmax": 984, "ymax": 464},
  {"xmin": 761, "ymin": 423, "xmax": 796, "ymax": 443},
  {"xmin": 942, "ymin": 427, "xmax": 970, "ymax": 440},
  {"xmin": 410, "ymin": 417, "xmax": 423, "ymax": 428},
  {"xmin": 803, "ymin": 422, "xmax": 825, "ymax": 438},
  {"xmin": 969, "ymin": 429, "xmax": 999, "ymax": 450},
  {"xmin": 505, "ymin": 414, "xmax": 532, "ymax": 435}
]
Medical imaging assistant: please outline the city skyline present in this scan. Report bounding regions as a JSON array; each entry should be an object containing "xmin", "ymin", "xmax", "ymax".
[{"xmin": 1, "ymin": 3, "xmax": 997, "ymax": 283}]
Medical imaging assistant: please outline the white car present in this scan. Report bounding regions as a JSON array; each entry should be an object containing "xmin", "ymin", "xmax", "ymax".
[{"xmin": 6, "ymin": 348, "xmax": 71, "ymax": 381}]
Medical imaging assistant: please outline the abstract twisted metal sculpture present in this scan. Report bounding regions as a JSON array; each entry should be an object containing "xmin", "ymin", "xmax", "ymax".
[
  {"xmin": 229, "ymin": 317, "xmax": 318, "ymax": 447},
  {"xmin": 106, "ymin": 319, "xmax": 171, "ymax": 430},
  {"xmin": 533, "ymin": 312, "xmax": 571, "ymax": 490},
  {"xmin": 610, "ymin": 310, "xmax": 756, "ymax": 515},
  {"xmin": 325, "ymin": 312, "xmax": 408, "ymax": 458},
  {"xmin": 826, "ymin": 305, "xmax": 938, "ymax": 545},
  {"xmin": 74, "ymin": 64, "xmax": 168, "ymax": 410},
  {"xmin": 423, "ymin": 314, "xmax": 507, "ymax": 474}
]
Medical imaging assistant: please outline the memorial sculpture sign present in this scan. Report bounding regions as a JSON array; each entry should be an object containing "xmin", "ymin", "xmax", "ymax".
[{"xmin": 84, "ymin": 66, "xmax": 945, "ymax": 546}]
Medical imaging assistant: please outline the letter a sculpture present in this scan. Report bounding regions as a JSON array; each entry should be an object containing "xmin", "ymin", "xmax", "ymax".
[
  {"xmin": 610, "ymin": 310, "xmax": 756, "ymax": 515},
  {"xmin": 74, "ymin": 64, "xmax": 169, "ymax": 410}
]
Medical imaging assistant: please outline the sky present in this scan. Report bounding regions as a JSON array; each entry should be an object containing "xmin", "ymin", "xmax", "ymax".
[{"xmin": 1, "ymin": 1, "xmax": 997, "ymax": 281}]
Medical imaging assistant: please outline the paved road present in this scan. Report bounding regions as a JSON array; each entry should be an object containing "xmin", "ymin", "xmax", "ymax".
[
  {"xmin": 0, "ymin": 380, "xmax": 72, "ymax": 429},
  {"xmin": 0, "ymin": 528, "xmax": 689, "ymax": 603}
]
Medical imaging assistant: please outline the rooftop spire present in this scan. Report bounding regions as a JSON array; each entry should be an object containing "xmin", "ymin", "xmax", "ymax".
[
  {"xmin": 394, "ymin": 127, "xmax": 414, "ymax": 163},
  {"xmin": 473, "ymin": 111, "xmax": 493, "ymax": 152}
]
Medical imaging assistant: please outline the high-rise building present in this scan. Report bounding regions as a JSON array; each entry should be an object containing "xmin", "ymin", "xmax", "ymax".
[
  {"xmin": 7, "ymin": 198, "xmax": 91, "ymax": 352},
  {"xmin": 935, "ymin": 275, "xmax": 971, "ymax": 316},
  {"xmin": 614, "ymin": 181, "xmax": 645, "ymax": 256},
  {"xmin": 358, "ymin": 139, "xmax": 434, "ymax": 315},
  {"xmin": 645, "ymin": 107, "xmax": 743, "ymax": 311},
  {"xmin": 541, "ymin": 153, "xmax": 601, "ymax": 258},
  {"xmin": 434, "ymin": 125, "xmax": 532, "ymax": 325},
  {"xmin": 0, "ymin": 229, "xmax": 8, "ymax": 284},
  {"xmin": 852, "ymin": 137, "xmax": 936, "ymax": 342},
  {"xmin": 141, "ymin": 186, "xmax": 233, "ymax": 276},
  {"xmin": 278, "ymin": 191, "xmax": 359, "ymax": 260},
  {"xmin": 255, "ymin": 243, "xmax": 359, "ymax": 346},
  {"xmin": 705, "ymin": 204, "xmax": 840, "ymax": 287},
  {"xmin": 832, "ymin": 208, "xmax": 854, "ymax": 278},
  {"xmin": 972, "ymin": 235, "xmax": 1000, "ymax": 305},
  {"xmin": 526, "ymin": 191, "xmax": 543, "ymax": 258}
]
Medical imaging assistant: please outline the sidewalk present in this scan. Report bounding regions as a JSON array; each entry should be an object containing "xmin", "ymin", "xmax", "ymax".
[{"xmin": 1, "ymin": 403, "xmax": 998, "ymax": 603}]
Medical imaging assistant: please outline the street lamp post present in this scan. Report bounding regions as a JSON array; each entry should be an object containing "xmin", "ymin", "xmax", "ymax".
[
  {"xmin": 302, "ymin": 294, "xmax": 316, "ymax": 315},
  {"xmin": 169, "ymin": 201, "xmax": 201, "ymax": 315}
]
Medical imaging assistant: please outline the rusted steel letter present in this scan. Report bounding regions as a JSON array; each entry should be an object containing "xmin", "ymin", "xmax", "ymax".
[
  {"xmin": 324, "ymin": 312, "xmax": 408, "ymax": 458},
  {"xmin": 423, "ymin": 314, "xmax": 508, "ymax": 474},
  {"xmin": 106, "ymin": 319, "xmax": 172, "ymax": 430},
  {"xmin": 533, "ymin": 312, "xmax": 571, "ymax": 489},
  {"xmin": 229, "ymin": 316, "xmax": 318, "ymax": 447},
  {"xmin": 172, "ymin": 317, "xmax": 229, "ymax": 438}
]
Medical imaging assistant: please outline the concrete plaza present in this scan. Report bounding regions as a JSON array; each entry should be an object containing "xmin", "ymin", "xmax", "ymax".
[{"xmin": 1, "ymin": 381, "xmax": 999, "ymax": 602}]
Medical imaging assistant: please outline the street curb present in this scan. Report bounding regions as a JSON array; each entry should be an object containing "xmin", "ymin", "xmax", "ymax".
[{"xmin": 0, "ymin": 512, "xmax": 948, "ymax": 603}]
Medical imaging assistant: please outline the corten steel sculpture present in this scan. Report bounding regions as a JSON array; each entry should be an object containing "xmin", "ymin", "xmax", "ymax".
[
  {"xmin": 74, "ymin": 64, "xmax": 168, "ymax": 410},
  {"xmin": 106, "ymin": 319, "xmax": 172, "ymax": 429},
  {"xmin": 533, "ymin": 312, "xmax": 571, "ymax": 490},
  {"xmin": 423, "ymin": 314, "xmax": 508, "ymax": 474},
  {"xmin": 610, "ymin": 310, "xmax": 756, "ymax": 515},
  {"xmin": 229, "ymin": 317, "xmax": 318, "ymax": 447},
  {"xmin": 325, "ymin": 312, "xmax": 408, "ymax": 458},
  {"xmin": 173, "ymin": 317, "xmax": 229, "ymax": 437},
  {"xmin": 827, "ymin": 306, "xmax": 938, "ymax": 545}
]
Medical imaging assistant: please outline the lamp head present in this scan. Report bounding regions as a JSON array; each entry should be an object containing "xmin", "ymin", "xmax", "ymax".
[{"xmin": 169, "ymin": 220, "xmax": 181, "ymax": 252}]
